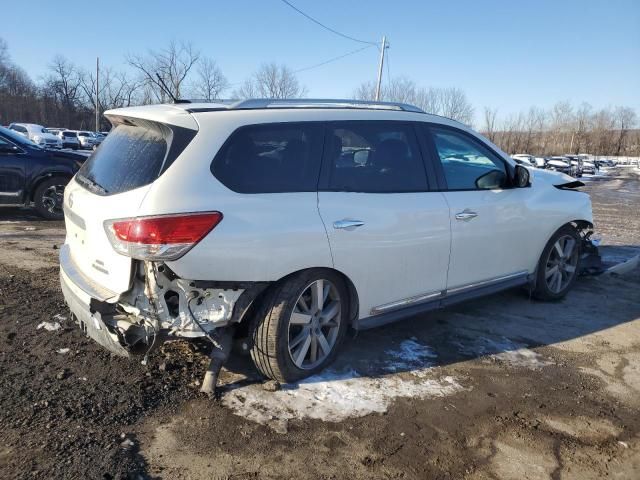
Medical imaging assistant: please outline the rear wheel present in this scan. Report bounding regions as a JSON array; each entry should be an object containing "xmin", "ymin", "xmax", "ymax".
[
  {"xmin": 250, "ymin": 270, "xmax": 348, "ymax": 383},
  {"xmin": 34, "ymin": 177, "xmax": 68, "ymax": 220},
  {"xmin": 533, "ymin": 226, "xmax": 581, "ymax": 300}
]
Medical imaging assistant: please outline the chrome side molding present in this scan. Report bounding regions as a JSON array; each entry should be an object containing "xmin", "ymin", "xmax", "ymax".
[
  {"xmin": 370, "ymin": 290, "xmax": 443, "ymax": 315},
  {"xmin": 370, "ymin": 270, "xmax": 530, "ymax": 316}
]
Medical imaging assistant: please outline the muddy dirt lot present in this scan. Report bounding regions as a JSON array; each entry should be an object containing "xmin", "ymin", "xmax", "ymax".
[{"xmin": 1, "ymin": 168, "xmax": 639, "ymax": 480}]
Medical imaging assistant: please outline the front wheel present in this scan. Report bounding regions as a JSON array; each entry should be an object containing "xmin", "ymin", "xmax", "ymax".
[
  {"xmin": 34, "ymin": 177, "xmax": 68, "ymax": 220},
  {"xmin": 532, "ymin": 226, "xmax": 581, "ymax": 300},
  {"xmin": 250, "ymin": 270, "xmax": 348, "ymax": 383}
]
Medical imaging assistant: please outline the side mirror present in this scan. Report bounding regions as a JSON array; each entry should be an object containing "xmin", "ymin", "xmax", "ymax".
[{"xmin": 514, "ymin": 164, "xmax": 530, "ymax": 188}]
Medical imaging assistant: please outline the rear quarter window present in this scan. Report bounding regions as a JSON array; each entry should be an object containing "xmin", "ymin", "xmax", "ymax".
[{"xmin": 212, "ymin": 122, "xmax": 324, "ymax": 193}]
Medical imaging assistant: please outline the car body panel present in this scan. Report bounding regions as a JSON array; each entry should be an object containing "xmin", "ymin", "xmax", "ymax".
[{"xmin": 318, "ymin": 191, "xmax": 451, "ymax": 317}]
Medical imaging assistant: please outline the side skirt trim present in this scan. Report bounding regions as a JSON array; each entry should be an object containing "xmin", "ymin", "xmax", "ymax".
[{"xmin": 359, "ymin": 271, "xmax": 531, "ymax": 330}]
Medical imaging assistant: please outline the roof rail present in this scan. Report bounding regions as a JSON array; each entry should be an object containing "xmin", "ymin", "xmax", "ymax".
[{"xmin": 228, "ymin": 98, "xmax": 426, "ymax": 113}]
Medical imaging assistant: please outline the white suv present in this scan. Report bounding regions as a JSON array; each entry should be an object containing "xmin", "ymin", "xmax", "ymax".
[
  {"xmin": 9, "ymin": 123, "xmax": 62, "ymax": 148},
  {"xmin": 59, "ymin": 99, "xmax": 595, "ymax": 391}
]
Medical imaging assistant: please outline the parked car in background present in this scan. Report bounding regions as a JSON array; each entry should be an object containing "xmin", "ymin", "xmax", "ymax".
[
  {"xmin": 58, "ymin": 130, "xmax": 80, "ymax": 150},
  {"xmin": 0, "ymin": 126, "xmax": 86, "ymax": 219},
  {"xmin": 8, "ymin": 123, "xmax": 62, "ymax": 149},
  {"xmin": 582, "ymin": 160, "xmax": 596, "ymax": 174},
  {"xmin": 546, "ymin": 156, "xmax": 573, "ymax": 175},
  {"xmin": 512, "ymin": 154, "xmax": 536, "ymax": 167},
  {"xmin": 76, "ymin": 131, "xmax": 96, "ymax": 149},
  {"xmin": 564, "ymin": 155, "xmax": 583, "ymax": 177},
  {"xmin": 59, "ymin": 98, "xmax": 596, "ymax": 388},
  {"xmin": 533, "ymin": 157, "xmax": 547, "ymax": 168},
  {"xmin": 91, "ymin": 132, "xmax": 106, "ymax": 148}
]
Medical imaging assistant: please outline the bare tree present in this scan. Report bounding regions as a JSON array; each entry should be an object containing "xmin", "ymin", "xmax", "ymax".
[
  {"xmin": 127, "ymin": 40, "xmax": 200, "ymax": 101},
  {"xmin": 613, "ymin": 106, "xmax": 637, "ymax": 156},
  {"xmin": 192, "ymin": 57, "xmax": 228, "ymax": 100},
  {"xmin": 352, "ymin": 77, "xmax": 474, "ymax": 125},
  {"xmin": 235, "ymin": 63, "xmax": 307, "ymax": 99},
  {"xmin": 482, "ymin": 107, "xmax": 498, "ymax": 142}
]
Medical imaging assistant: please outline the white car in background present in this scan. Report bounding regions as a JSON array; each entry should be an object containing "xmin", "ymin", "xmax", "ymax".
[
  {"xmin": 582, "ymin": 161, "xmax": 596, "ymax": 174},
  {"xmin": 58, "ymin": 130, "xmax": 80, "ymax": 150},
  {"xmin": 512, "ymin": 154, "xmax": 536, "ymax": 167},
  {"xmin": 60, "ymin": 99, "xmax": 596, "ymax": 392},
  {"xmin": 76, "ymin": 131, "xmax": 96, "ymax": 149},
  {"xmin": 9, "ymin": 123, "xmax": 62, "ymax": 149}
]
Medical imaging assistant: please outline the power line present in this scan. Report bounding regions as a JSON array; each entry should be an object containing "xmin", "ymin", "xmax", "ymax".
[
  {"xmin": 279, "ymin": 0, "xmax": 378, "ymax": 46},
  {"xmin": 294, "ymin": 45, "xmax": 374, "ymax": 74}
]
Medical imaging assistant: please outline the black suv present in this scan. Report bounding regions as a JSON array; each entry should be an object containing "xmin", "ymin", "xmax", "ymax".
[{"xmin": 0, "ymin": 126, "xmax": 86, "ymax": 219}]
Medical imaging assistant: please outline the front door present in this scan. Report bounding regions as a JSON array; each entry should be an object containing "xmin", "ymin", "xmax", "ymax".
[
  {"xmin": 424, "ymin": 125, "xmax": 533, "ymax": 290},
  {"xmin": 317, "ymin": 121, "xmax": 451, "ymax": 319}
]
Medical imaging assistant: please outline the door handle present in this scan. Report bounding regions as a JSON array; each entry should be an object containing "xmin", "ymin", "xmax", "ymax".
[
  {"xmin": 455, "ymin": 210, "xmax": 478, "ymax": 221},
  {"xmin": 333, "ymin": 219, "xmax": 365, "ymax": 230}
]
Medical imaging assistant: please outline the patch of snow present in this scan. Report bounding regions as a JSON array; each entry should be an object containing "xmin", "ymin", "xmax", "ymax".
[
  {"xmin": 53, "ymin": 314, "xmax": 67, "ymax": 322},
  {"xmin": 384, "ymin": 337, "xmax": 438, "ymax": 377},
  {"xmin": 223, "ymin": 339, "xmax": 464, "ymax": 432},
  {"xmin": 37, "ymin": 321, "xmax": 61, "ymax": 331},
  {"xmin": 456, "ymin": 336, "xmax": 552, "ymax": 369},
  {"xmin": 57, "ymin": 348, "xmax": 70, "ymax": 354}
]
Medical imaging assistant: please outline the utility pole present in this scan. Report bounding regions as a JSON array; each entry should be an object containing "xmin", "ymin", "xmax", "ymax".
[
  {"xmin": 95, "ymin": 57, "xmax": 99, "ymax": 132},
  {"xmin": 374, "ymin": 36, "xmax": 387, "ymax": 101}
]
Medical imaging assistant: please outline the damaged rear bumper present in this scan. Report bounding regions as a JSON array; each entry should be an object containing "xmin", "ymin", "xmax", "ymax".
[
  {"xmin": 60, "ymin": 244, "xmax": 269, "ymax": 357},
  {"xmin": 60, "ymin": 268, "xmax": 130, "ymax": 357}
]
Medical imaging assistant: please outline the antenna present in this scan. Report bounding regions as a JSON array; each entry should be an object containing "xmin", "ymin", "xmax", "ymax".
[{"xmin": 155, "ymin": 73, "xmax": 178, "ymax": 103}]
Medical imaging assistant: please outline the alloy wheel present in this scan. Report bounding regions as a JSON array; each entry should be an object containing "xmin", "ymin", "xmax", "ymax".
[
  {"xmin": 41, "ymin": 185, "xmax": 65, "ymax": 216},
  {"xmin": 287, "ymin": 279, "xmax": 342, "ymax": 370},
  {"xmin": 544, "ymin": 234, "xmax": 579, "ymax": 293}
]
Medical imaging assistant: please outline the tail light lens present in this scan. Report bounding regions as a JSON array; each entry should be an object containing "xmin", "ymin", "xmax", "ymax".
[{"xmin": 104, "ymin": 212, "xmax": 222, "ymax": 261}]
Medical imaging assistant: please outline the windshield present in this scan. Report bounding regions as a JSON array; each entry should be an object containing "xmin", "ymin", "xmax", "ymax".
[
  {"xmin": 0, "ymin": 126, "xmax": 40, "ymax": 148},
  {"xmin": 63, "ymin": 131, "xmax": 77, "ymax": 138}
]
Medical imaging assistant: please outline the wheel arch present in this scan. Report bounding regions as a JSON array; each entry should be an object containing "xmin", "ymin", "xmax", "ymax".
[
  {"xmin": 235, "ymin": 266, "xmax": 360, "ymax": 338},
  {"xmin": 28, "ymin": 172, "xmax": 72, "ymax": 203}
]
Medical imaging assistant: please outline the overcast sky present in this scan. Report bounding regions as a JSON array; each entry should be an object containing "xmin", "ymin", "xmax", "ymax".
[{"xmin": 3, "ymin": 0, "xmax": 639, "ymax": 123}]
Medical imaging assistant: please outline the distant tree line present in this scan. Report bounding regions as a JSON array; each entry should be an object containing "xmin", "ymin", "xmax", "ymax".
[
  {"xmin": 1, "ymin": 36, "xmax": 637, "ymax": 157},
  {"xmin": 481, "ymin": 103, "xmax": 638, "ymax": 157}
]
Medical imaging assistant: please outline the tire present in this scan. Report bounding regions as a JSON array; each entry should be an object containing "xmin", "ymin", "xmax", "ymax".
[
  {"xmin": 33, "ymin": 176, "xmax": 68, "ymax": 220},
  {"xmin": 250, "ymin": 269, "xmax": 349, "ymax": 383},
  {"xmin": 532, "ymin": 225, "xmax": 582, "ymax": 300}
]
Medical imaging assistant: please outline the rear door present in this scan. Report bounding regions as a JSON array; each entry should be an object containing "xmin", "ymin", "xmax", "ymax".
[
  {"xmin": 421, "ymin": 124, "xmax": 534, "ymax": 290},
  {"xmin": 317, "ymin": 121, "xmax": 451, "ymax": 319},
  {"xmin": 63, "ymin": 119, "xmax": 194, "ymax": 295}
]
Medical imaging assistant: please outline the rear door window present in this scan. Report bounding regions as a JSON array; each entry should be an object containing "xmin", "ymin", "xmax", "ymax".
[
  {"xmin": 212, "ymin": 123, "xmax": 323, "ymax": 193},
  {"xmin": 322, "ymin": 121, "xmax": 428, "ymax": 193},
  {"xmin": 76, "ymin": 121, "xmax": 177, "ymax": 195}
]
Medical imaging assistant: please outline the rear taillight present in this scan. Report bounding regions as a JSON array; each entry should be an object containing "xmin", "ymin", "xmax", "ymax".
[{"xmin": 104, "ymin": 212, "xmax": 222, "ymax": 261}]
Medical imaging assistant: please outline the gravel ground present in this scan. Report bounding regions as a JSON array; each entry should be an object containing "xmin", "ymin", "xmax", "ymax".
[{"xmin": 0, "ymin": 168, "xmax": 638, "ymax": 479}]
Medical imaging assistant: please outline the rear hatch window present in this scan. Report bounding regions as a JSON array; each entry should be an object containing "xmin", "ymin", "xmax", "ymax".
[{"xmin": 75, "ymin": 119, "xmax": 195, "ymax": 196}]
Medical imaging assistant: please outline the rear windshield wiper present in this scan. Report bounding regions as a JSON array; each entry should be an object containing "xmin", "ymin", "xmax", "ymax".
[{"xmin": 76, "ymin": 173, "xmax": 109, "ymax": 194}]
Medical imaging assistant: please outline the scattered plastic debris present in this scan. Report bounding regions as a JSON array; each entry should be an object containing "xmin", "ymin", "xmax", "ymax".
[{"xmin": 37, "ymin": 322, "xmax": 61, "ymax": 331}]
